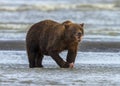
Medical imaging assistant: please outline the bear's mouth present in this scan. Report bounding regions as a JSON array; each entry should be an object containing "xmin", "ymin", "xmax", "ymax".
[
  {"xmin": 78, "ymin": 36, "xmax": 83, "ymax": 42},
  {"xmin": 78, "ymin": 39, "xmax": 81, "ymax": 42},
  {"xmin": 76, "ymin": 36, "xmax": 82, "ymax": 42}
]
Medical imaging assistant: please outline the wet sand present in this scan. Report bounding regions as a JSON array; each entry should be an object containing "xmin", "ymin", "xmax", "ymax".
[
  {"xmin": 0, "ymin": 51, "xmax": 120, "ymax": 86},
  {"xmin": 0, "ymin": 40, "xmax": 120, "ymax": 52},
  {"xmin": 1, "ymin": 64, "xmax": 120, "ymax": 86}
]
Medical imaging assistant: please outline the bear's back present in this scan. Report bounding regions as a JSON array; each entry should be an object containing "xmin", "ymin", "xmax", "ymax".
[{"xmin": 26, "ymin": 20, "xmax": 59, "ymax": 41}]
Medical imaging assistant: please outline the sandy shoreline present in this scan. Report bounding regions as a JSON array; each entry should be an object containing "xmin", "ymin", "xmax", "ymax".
[{"xmin": 0, "ymin": 40, "xmax": 120, "ymax": 52}]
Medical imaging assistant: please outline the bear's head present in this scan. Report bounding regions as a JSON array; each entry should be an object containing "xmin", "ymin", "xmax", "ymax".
[{"xmin": 62, "ymin": 21, "xmax": 84, "ymax": 43}]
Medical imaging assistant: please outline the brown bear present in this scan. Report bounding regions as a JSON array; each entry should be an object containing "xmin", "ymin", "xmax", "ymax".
[{"xmin": 26, "ymin": 20, "xmax": 84, "ymax": 68}]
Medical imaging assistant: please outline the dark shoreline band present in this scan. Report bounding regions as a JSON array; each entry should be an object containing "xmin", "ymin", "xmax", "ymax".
[{"xmin": 0, "ymin": 40, "xmax": 120, "ymax": 52}]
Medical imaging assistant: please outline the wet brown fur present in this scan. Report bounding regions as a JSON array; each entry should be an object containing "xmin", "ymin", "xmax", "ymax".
[{"xmin": 26, "ymin": 20, "xmax": 84, "ymax": 68}]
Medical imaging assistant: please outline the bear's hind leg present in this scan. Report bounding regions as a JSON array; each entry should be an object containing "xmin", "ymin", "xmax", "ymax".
[
  {"xmin": 27, "ymin": 52, "xmax": 36, "ymax": 68},
  {"xmin": 35, "ymin": 51, "xmax": 44, "ymax": 68},
  {"xmin": 26, "ymin": 44, "xmax": 39, "ymax": 68}
]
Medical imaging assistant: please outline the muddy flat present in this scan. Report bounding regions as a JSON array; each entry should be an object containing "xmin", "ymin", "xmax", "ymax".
[{"xmin": 0, "ymin": 51, "xmax": 120, "ymax": 86}]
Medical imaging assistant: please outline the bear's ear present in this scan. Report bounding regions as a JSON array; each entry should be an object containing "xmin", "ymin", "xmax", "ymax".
[
  {"xmin": 62, "ymin": 21, "xmax": 72, "ymax": 29},
  {"xmin": 64, "ymin": 24, "xmax": 70, "ymax": 29},
  {"xmin": 80, "ymin": 23, "xmax": 84, "ymax": 27},
  {"xmin": 62, "ymin": 20, "xmax": 72, "ymax": 25}
]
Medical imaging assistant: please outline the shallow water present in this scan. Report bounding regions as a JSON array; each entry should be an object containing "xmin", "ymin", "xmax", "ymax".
[
  {"xmin": 0, "ymin": 51, "xmax": 120, "ymax": 86},
  {"xmin": 0, "ymin": 0, "xmax": 120, "ymax": 41}
]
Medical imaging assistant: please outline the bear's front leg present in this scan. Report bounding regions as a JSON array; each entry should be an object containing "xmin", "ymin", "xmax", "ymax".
[
  {"xmin": 66, "ymin": 47, "xmax": 77, "ymax": 68},
  {"xmin": 49, "ymin": 51, "xmax": 69, "ymax": 68},
  {"xmin": 66, "ymin": 50, "xmax": 77, "ymax": 63}
]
